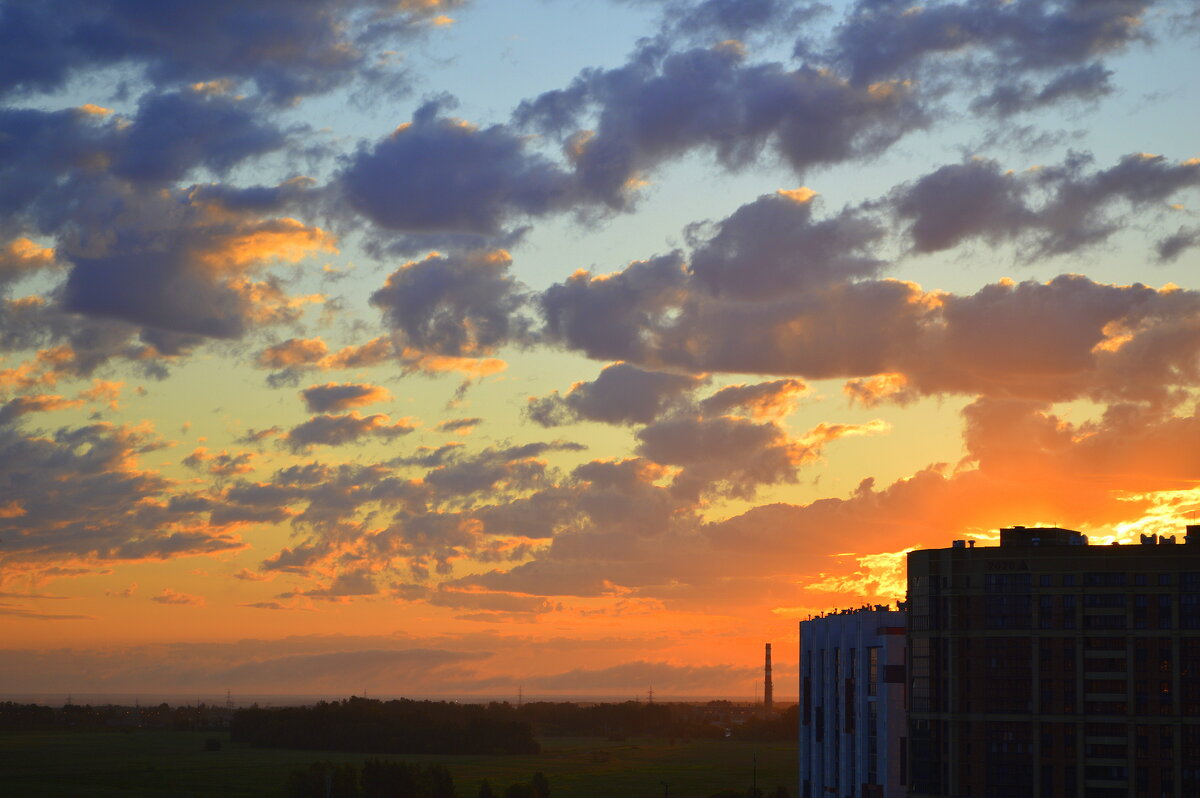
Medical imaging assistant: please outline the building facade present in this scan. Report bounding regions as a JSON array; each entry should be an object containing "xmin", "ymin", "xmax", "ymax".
[
  {"xmin": 907, "ymin": 525, "xmax": 1200, "ymax": 798},
  {"xmin": 800, "ymin": 605, "xmax": 907, "ymax": 798}
]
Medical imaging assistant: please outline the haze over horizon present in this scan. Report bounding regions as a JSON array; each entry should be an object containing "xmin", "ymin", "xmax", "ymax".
[{"xmin": 2, "ymin": 0, "xmax": 1200, "ymax": 699}]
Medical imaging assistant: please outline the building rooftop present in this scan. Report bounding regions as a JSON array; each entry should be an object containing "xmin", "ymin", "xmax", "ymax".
[
  {"xmin": 946, "ymin": 524, "xmax": 1200, "ymax": 550},
  {"xmin": 801, "ymin": 602, "xmax": 906, "ymax": 622}
]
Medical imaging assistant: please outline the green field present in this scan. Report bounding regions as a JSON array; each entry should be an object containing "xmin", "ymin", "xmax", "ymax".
[{"xmin": 0, "ymin": 731, "xmax": 796, "ymax": 797}]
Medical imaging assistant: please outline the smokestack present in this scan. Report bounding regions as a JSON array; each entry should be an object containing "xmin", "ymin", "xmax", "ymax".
[{"xmin": 763, "ymin": 643, "xmax": 773, "ymax": 710}]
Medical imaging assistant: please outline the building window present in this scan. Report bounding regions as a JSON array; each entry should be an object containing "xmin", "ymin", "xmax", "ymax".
[{"xmin": 868, "ymin": 646, "xmax": 880, "ymax": 697}]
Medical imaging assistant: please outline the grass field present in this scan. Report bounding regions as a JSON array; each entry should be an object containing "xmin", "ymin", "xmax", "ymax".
[{"xmin": 0, "ymin": 730, "xmax": 797, "ymax": 797}]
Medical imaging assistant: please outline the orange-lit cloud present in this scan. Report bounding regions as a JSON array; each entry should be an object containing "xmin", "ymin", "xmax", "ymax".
[{"xmin": 150, "ymin": 588, "xmax": 205, "ymax": 606}]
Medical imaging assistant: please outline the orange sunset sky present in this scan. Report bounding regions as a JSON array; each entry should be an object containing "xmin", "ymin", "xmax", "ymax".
[{"xmin": 2, "ymin": 0, "xmax": 1200, "ymax": 699}]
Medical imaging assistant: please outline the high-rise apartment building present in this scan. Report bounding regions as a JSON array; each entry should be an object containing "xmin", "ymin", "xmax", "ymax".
[
  {"xmin": 907, "ymin": 525, "xmax": 1200, "ymax": 798},
  {"xmin": 799, "ymin": 605, "xmax": 908, "ymax": 798}
]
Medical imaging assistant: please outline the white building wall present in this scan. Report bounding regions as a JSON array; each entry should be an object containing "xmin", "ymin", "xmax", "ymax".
[{"xmin": 799, "ymin": 607, "xmax": 906, "ymax": 798}]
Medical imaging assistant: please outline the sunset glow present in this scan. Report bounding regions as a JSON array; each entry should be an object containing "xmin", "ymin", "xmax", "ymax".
[{"xmin": 2, "ymin": 0, "xmax": 1200, "ymax": 702}]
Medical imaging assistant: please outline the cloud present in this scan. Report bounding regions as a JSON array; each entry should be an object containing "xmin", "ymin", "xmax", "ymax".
[
  {"xmin": 698, "ymin": 378, "xmax": 807, "ymax": 420},
  {"xmin": 828, "ymin": 0, "xmax": 1152, "ymax": 91},
  {"xmin": 60, "ymin": 198, "xmax": 334, "ymax": 340},
  {"xmin": 635, "ymin": 413, "xmax": 883, "ymax": 500},
  {"xmin": 0, "ymin": 0, "xmax": 464, "ymax": 105},
  {"xmin": 538, "ymin": 199, "xmax": 1200, "ymax": 406},
  {"xmin": 0, "ymin": 393, "xmax": 83, "ymax": 424},
  {"xmin": 891, "ymin": 152, "xmax": 1200, "ymax": 257},
  {"xmin": 435, "ymin": 417, "xmax": 482, "ymax": 434},
  {"xmin": 370, "ymin": 249, "xmax": 532, "ymax": 357},
  {"xmin": 541, "ymin": 252, "xmax": 690, "ymax": 363},
  {"xmin": 0, "ymin": 603, "xmax": 94, "ymax": 621},
  {"xmin": 970, "ymin": 62, "xmax": 1114, "ymax": 116},
  {"xmin": 299, "ymin": 568, "xmax": 381, "ymax": 600},
  {"xmin": 1157, "ymin": 227, "xmax": 1200, "ymax": 262},
  {"xmin": 424, "ymin": 588, "xmax": 557, "ymax": 615},
  {"xmin": 662, "ymin": 0, "xmax": 828, "ymax": 44},
  {"xmin": 150, "ymin": 588, "xmax": 204, "ymax": 606},
  {"xmin": 284, "ymin": 412, "xmax": 417, "ymax": 451},
  {"xmin": 341, "ymin": 98, "xmax": 577, "ymax": 235},
  {"xmin": 110, "ymin": 88, "xmax": 289, "ymax": 183},
  {"xmin": 527, "ymin": 660, "xmax": 753, "ymax": 692},
  {"xmin": 516, "ymin": 41, "xmax": 926, "ymax": 206},
  {"xmin": 0, "ymin": 637, "xmax": 490, "ymax": 693},
  {"xmin": 0, "ymin": 417, "xmax": 245, "ymax": 575},
  {"xmin": 301, "ymin": 382, "xmax": 392, "ymax": 413},
  {"xmin": 454, "ymin": 391, "xmax": 1200, "ymax": 616},
  {"xmin": 258, "ymin": 338, "xmax": 330, "ymax": 369},
  {"xmin": 182, "ymin": 447, "xmax": 257, "ymax": 477},
  {"xmin": 0, "ymin": 237, "xmax": 57, "ymax": 288},
  {"xmin": 527, "ymin": 362, "xmax": 705, "ymax": 426},
  {"xmin": 892, "ymin": 157, "xmax": 1033, "ymax": 254},
  {"xmin": 687, "ymin": 188, "xmax": 884, "ymax": 299}
]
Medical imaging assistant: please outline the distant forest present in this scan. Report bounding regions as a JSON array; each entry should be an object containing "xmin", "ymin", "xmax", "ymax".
[
  {"xmin": 0, "ymin": 697, "xmax": 799, "ymax": 754},
  {"xmin": 233, "ymin": 698, "xmax": 798, "ymax": 753},
  {"xmin": 232, "ymin": 698, "xmax": 540, "ymax": 754}
]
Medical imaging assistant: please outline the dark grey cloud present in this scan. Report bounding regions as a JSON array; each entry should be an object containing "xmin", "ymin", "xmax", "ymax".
[
  {"xmin": 657, "ymin": 0, "xmax": 829, "ymax": 43},
  {"xmin": 425, "ymin": 588, "xmax": 556, "ymax": 614},
  {"xmin": 516, "ymin": 42, "xmax": 927, "ymax": 206},
  {"xmin": 0, "ymin": 93, "xmax": 292, "ymax": 227},
  {"xmin": 298, "ymin": 568, "xmax": 380, "ymax": 599},
  {"xmin": 370, "ymin": 249, "xmax": 533, "ymax": 357},
  {"xmin": 969, "ymin": 62, "xmax": 1113, "ymax": 116},
  {"xmin": 527, "ymin": 362, "xmax": 705, "ymax": 427},
  {"xmin": 698, "ymin": 378, "xmax": 807, "ymax": 418},
  {"xmin": 284, "ymin": 412, "xmax": 415, "ymax": 452},
  {"xmin": 538, "ymin": 233, "xmax": 1200, "ymax": 406},
  {"xmin": 891, "ymin": 152, "xmax": 1200, "ymax": 256},
  {"xmin": 892, "ymin": 157, "xmax": 1033, "ymax": 253},
  {"xmin": 541, "ymin": 252, "xmax": 689, "ymax": 363},
  {"xmin": 687, "ymin": 189, "xmax": 884, "ymax": 298},
  {"xmin": 435, "ymin": 417, "xmax": 482, "ymax": 434},
  {"xmin": 0, "ymin": 417, "xmax": 243, "ymax": 570},
  {"xmin": 1157, "ymin": 227, "xmax": 1200, "ymax": 262},
  {"xmin": 112, "ymin": 89, "xmax": 290, "ymax": 183},
  {"xmin": 828, "ymin": 0, "xmax": 1152, "ymax": 86},
  {"xmin": 421, "ymin": 442, "xmax": 583, "ymax": 499},
  {"xmin": 341, "ymin": 99, "xmax": 577, "ymax": 236},
  {"xmin": 0, "ymin": 0, "xmax": 462, "ymax": 104},
  {"xmin": 59, "ymin": 188, "xmax": 331, "ymax": 340},
  {"xmin": 635, "ymin": 414, "xmax": 810, "ymax": 499},
  {"xmin": 0, "ymin": 100, "xmax": 331, "ymax": 346},
  {"xmin": 300, "ymin": 382, "xmax": 391, "ymax": 413}
]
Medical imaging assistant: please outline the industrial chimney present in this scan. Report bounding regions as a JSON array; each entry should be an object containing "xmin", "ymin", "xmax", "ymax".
[{"xmin": 763, "ymin": 643, "xmax": 773, "ymax": 710}]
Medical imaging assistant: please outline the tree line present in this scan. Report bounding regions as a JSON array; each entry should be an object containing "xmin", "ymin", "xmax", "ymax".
[
  {"xmin": 0, "ymin": 700, "xmax": 227, "ymax": 732},
  {"xmin": 232, "ymin": 697, "xmax": 540, "ymax": 755}
]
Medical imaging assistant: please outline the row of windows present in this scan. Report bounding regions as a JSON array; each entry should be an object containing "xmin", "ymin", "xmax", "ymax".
[{"xmin": 916, "ymin": 571, "xmax": 1200, "ymax": 591}]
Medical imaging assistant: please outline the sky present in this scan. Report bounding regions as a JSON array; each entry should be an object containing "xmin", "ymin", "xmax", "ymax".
[{"xmin": 2, "ymin": 0, "xmax": 1200, "ymax": 700}]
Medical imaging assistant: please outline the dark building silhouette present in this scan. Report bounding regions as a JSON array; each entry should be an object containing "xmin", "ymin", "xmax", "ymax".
[
  {"xmin": 906, "ymin": 525, "xmax": 1200, "ymax": 798},
  {"xmin": 765, "ymin": 642, "xmax": 774, "ymax": 710}
]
